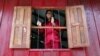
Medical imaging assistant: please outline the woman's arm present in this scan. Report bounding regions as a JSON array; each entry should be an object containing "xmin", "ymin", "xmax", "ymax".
[
  {"xmin": 51, "ymin": 17, "xmax": 60, "ymax": 26},
  {"xmin": 37, "ymin": 20, "xmax": 44, "ymax": 33}
]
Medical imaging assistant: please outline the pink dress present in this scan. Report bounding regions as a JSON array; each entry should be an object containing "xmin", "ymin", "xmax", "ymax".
[{"xmin": 40, "ymin": 20, "xmax": 60, "ymax": 49}]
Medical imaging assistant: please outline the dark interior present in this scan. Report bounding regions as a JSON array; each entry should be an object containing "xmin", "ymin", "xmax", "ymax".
[{"xmin": 30, "ymin": 9, "xmax": 68, "ymax": 49}]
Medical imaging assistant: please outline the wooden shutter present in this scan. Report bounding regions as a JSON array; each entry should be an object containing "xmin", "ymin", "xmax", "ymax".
[
  {"xmin": 66, "ymin": 5, "xmax": 89, "ymax": 48},
  {"xmin": 10, "ymin": 6, "xmax": 31, "ymax": 48}
]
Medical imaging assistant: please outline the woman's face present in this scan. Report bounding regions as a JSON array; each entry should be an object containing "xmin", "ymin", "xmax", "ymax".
[{"xmin": 46, "ymin": 11, "xmax": 52, "ymax": 19}]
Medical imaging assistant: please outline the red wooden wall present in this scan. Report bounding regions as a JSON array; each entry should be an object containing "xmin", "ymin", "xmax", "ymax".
[{"xmin": 0, "ymin": 0, "xmax": 100, "ymax": 56}]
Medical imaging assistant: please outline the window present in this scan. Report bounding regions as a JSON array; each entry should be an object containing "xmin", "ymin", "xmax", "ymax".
[
  {"xmin": 31, "ymin": 9, "xmax": 68, "ymax": 49},
  {"xmin": 9, "ymin": 5, "xmax": 89, "ymax": 49}
]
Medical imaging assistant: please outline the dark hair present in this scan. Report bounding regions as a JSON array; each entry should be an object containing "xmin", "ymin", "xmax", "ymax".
[{"xmin": 45, "ymin": 10, "xmax": 55, "ymax": 23}]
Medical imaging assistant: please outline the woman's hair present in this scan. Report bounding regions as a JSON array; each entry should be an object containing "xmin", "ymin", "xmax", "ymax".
[
  {"xmin": 45, "ymin": 10, "xmax": 55, "ymax": 23},
  {"xmin": 45, "ymin": 10, "xmax": 53, "ymax": 15}
]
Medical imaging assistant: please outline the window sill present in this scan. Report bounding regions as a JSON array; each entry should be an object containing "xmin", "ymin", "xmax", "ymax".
[{"xmin": 30, "ymin": 49, "xmax": 70, "ymax": 51}]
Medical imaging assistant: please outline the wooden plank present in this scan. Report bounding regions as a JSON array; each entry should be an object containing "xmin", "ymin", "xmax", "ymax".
[
  {"xmin": 32, "ymin": 0, "xmax": 66, "ymax": 7},
  {"xmin": 29, "ymin": 49, "xmax": 72, "ymax": 56},
  {"xmin": 14, "ymin": 7, "xmax": 24, "ymax": 48},
  {"xmin": 0, "ymin": 0, "xmax": 17, "ymax": 56},
  {"xmin": 13, "ymin": 1, "xmax": 31, "ymax": 56},
  {"xmin": 44, "ymin": 0, "xmax": 57, "ymax": 6},
  {"xmin": 67, "ymin": 0, "xmax": 100, "ymax": 56},
  {"xmin": 31, "ymin": 26, "xmax": 67, "ymax": 29},
  {"xmin": 17, "ymin": 0, "xmax": 31, "ymax": 6},
  {"xmin": 70, "ymin": 7, "xmax": 80, "ymax": 47},
  {"xmin": 0, "ymin": 0, "xmax": 4, "ymax": 56},
  {"xmin": 91, "ymin": 0, "xmax": 100, "ymax": 46},
  {"xmin": 0, "ymin": 0, "xmax": 4, "ymax": 54},
  {"xmin": 43, "ymin": 51, "xmax": 51, "ymax": 56},
  {"xmin": 10, "ymin": 7, "xmax": 17, "ymax": 48},
  {"xmin": 66, "ymin": 5, "xmax": 89, "ymax": 48},
  {"xmin": 66, "ymin": 1, "xmax": 84, "ymax": 56},
  {"xmin": 0, "ymin": 0, "xmax": 4, "ymax": 27},
  {"xmin": 76, "ymin": 7, "xmax": 84, "ymax": 47},
  {"xmin": 30, "ymin": 49, "xmax": 70, "ymax": 51},
  {"xmin": 66, "ymin": 7, "xmax": 73, "ymax": 48},
  {"xmin": 13, "ymin": 49, "xmax": 29, "ymax": 56},
  {"xmin": 51, "ymin": 51, "xmax": 59, "ymax": 56},
  {"xmin": 0, "ymin": 0, "xmax": 100, "ymax": 56},
  {"xmin": 12, "ymin": 1, "xmax": 31, "ymax": 56},
  {"xmin": 83, "ymin": 0, "xmax": 100, "ymax": 56},
  {"xmin": 57, "ymin": 0, "xmax": 66, "ymax": 6},
  {"xmin": 32, "ymin": 7, "xmax": 65, "ymax": 10},
  {"xmin": 73, "ymin": 7, "xmax": 81, "ymax": 47},
  {"xmin": 79, "ymin": 6, "xmax": 89, "ymax": 46},
  {"xmin": 22, "ymin": 7, "xmax": 31, "ymax": 48},
  {"xmin": 71, "ymin": 48, "xmax": 86, "ymax": 56},
  {"xmin": 32, "ymin": 0, "xmax": 44, "ymax": 6},
  {"xmin": 59, "ymin": 51, "xmax": 72, "ymax": 56},
  {"xmin": 29, "ymin": 51, "xmax": 42, "ymax": 56},
  {"xmin": 10, "ymin": 6, "xmax": 31, "ymax": 48}
]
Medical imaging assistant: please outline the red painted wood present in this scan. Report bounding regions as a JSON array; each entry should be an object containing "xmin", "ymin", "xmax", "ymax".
[
  {"xmin": 44, "ymin": 0, "xmax": 58, "ymax": 6},
  {"xmin": 29, "ymin": 50, "xmax": 72, "ymax": 56},
  {"xmin": 13, "ymin": 0, "xmax": 31, "ymax": 56},
  {"xmin": 13, "ymin": 49, "xmax": 29, "ymax": 56},
  {"xmin": 29, "ymin": 51, "xmax": 42, "ymax": 56},
  {"xmin": 0, "ymin": 0, "xmax": 17, "ymax": 56},
  {"xmin": 91, "ymin": 0, "xmax": 100, "ymax": 46},
  {"xmin": 66, "ymin": 0, "xmax": 87, "ymax": 56},
  {"xmin": 56, "ymin": 0, "xmax": 66, "ymax": 6},
  {"xmin": 0, "ymin": 0, "xmax": 100, "ymax": 56},
  {"xmin": 32, "ymin": 0, "xmax": 66, "ymax": 7},
  {"xmin": 17, "ymin": 0, "xmax": 31, "ymax": 6},
  {"xmin": 32, "ymin": 0, "xmax": 44, "ymax": 7},
  {"xmin": 67, "ymin": 0, "xmax": 100, "ymax": 56},
  {"xmin": 59, "ymin": 51, "xmax": 72, "ymax": 56},
  {"xmin": 0, "ymin": 0, "xmax": 4, "ymax": 55},
  {"xmin": 0, "ymin": 0, "xmax": 4, "ymax": 26},
  {"xmin": 80, "ymin": 0, "xmax": 100, "ymax": 56}
]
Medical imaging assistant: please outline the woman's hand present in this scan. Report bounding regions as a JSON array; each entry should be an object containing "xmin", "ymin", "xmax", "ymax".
[
  {"xmin": 51, "ymin": 17, "xmax": 55, "ymax": 26},
  {"xmin": 37, "ymin": 20, "xmax": 42, "ymax": 26}
]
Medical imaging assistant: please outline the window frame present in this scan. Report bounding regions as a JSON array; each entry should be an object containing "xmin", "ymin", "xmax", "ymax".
[
  {"xmin": 30, "ymin": 7, "xmax": 68, "ymax": 50},
  {"xmin": 9, "ymin": 5, "xmax": 89, "ymax": 50}
]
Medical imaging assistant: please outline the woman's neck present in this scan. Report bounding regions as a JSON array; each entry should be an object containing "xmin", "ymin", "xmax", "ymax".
[{"xmin": 48, "ymin": 18, "xmax": 51, "ymax": 21}]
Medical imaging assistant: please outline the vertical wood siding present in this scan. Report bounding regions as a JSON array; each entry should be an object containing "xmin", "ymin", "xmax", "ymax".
[{"xmin": 0, "ymin": 0, "xmax": 100, "ymax": 56}]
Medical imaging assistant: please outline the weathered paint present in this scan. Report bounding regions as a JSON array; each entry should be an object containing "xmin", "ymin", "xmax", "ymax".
[{"xmin": 0, "ymin": 0, "xmax": 100, "ymax": 56}]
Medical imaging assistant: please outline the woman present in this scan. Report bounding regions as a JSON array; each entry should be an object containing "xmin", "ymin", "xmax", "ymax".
[{"xmin": 37, "ymin": 10, "xmax": 60, "ymax": 48}]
